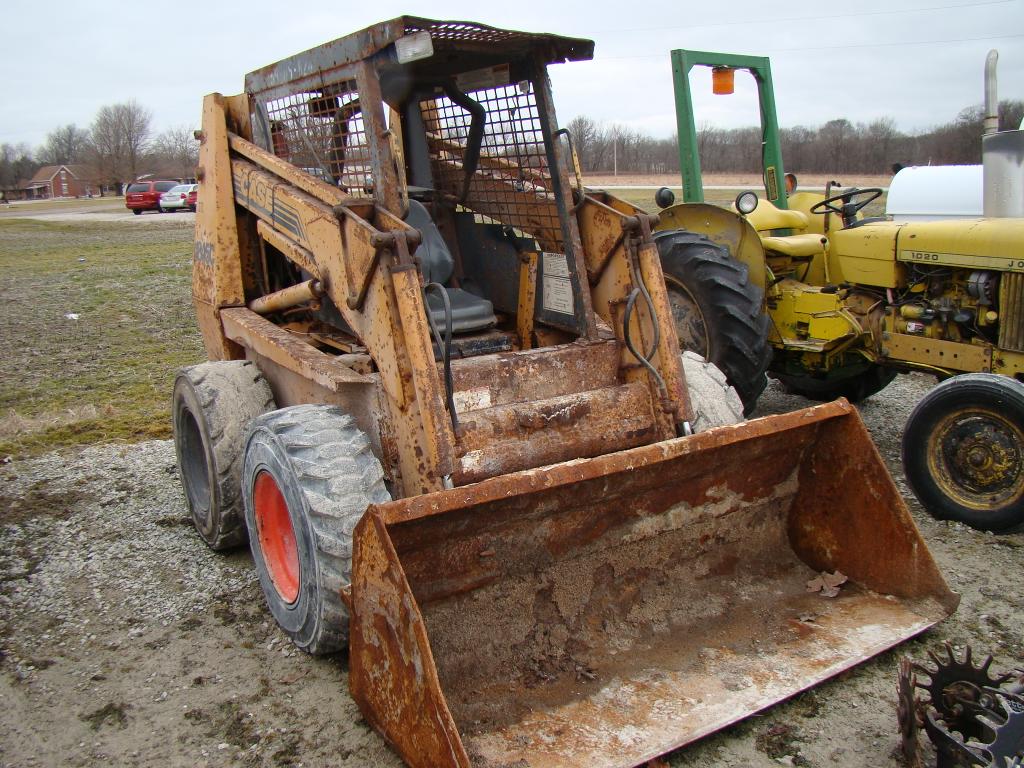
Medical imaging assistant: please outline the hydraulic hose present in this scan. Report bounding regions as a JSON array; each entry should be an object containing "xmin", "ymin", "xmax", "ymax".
[{"xmin": 423, "ymin": 282, "xmax": 460, "ymax": 433}]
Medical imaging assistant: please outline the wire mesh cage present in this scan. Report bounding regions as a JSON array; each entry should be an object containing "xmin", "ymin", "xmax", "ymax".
[
  {"xmin": 424, "ymin": 81, "xmax": 563, "ymax": 249},
  {"xmin": 261, "ymin": 82, "xmax": 374, "ymax": 197}
]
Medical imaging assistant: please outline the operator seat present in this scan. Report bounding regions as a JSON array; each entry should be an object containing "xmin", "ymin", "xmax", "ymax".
[{"xmin": 405, "ymin": 199, "xmax": 497, "ymax": 333}]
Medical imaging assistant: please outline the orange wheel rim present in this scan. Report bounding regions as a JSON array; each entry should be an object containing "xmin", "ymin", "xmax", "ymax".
[{"xmin": 253, "ymin": 471, "xmax": 300, "ymax": 603}]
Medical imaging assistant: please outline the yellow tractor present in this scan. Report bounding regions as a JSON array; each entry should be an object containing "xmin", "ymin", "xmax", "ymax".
[
  {"xmin": 654, "ymin": 48, "xmax": 1024, "ymax": 533},
  {"xmin": 174, "ymin": 19, "xmax": 955, "ymax": 767}
]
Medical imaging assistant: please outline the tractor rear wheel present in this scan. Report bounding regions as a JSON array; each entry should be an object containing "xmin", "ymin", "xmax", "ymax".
[
  {"xmin": 242, "ymin": 405, "xmax": 391, "ymax": 654},
  {"xmin": 902, "ymin": 373, "xmax": 1024, "ymax": 532},
  {"xmin": 655, "ymin": 230, "xmax": 771, "ymax": 414},
  {"xmin": 172, "ymin": 361, "xmax": 275, "ymax": 550},
  {"xmin": 776, "ymin": 365, "xmax": 897, "ymax": 403}
]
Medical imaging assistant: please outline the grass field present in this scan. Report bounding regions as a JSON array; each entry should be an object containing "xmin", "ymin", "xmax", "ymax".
[
  {"xmin": 0, "ymin": 186, "xmax": 888, "ymax": 457},
  {"xmin": 0, "ymin": 218, "xmax": 203, "ymax": 457}
]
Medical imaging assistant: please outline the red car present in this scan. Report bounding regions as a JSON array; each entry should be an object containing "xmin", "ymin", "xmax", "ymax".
[
  {"xmin": 186, "ymin": 185, "xmax": 197, "ymax": 212},
  {"xmin": 125, "ymin": 180, "xmax": 179, "ymax": 214}
]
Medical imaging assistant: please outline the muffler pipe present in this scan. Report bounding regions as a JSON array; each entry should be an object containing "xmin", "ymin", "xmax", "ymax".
[{"xmin": 984, "ymin": 49, "xmax": 999, "ymax": 135}]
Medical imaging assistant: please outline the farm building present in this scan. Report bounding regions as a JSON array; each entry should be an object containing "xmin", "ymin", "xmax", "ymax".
[{"xmin": 20, "ymin": 164, "xmax": 97, "ymax": 199}]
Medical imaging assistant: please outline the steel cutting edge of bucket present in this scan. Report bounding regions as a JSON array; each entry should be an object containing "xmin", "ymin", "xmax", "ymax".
[{"xmin": 349, "ymin": 399, "xmax": 958, "ymax": 768}]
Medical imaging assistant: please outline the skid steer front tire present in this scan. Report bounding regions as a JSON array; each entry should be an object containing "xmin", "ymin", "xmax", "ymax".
[
  {"xmin": 682, "ymin": 351, "xmax": 744, "ymax": 432},
  {"xmin": 655, "ymin": 230, "xmax": 771, "ymax": 414},
  {"xmin": 902, "ymin": 373, "xmax": 1024, "ymax": 533},
  {"xmin": 242, "ymin": 405, "xmax": 391, "ymax": 654},
  {"xmin": 172, "ymin": 361, "xmax": 275, "ymax": 550}
]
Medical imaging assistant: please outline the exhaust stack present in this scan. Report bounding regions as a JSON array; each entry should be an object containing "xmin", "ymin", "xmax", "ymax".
[
  {"xmin": 982, "ymin": 49, "xmax": 1024, "ymax": 217},
  {"xmin": 984, "ymin": 49, "xmax": 999, "ymax": 135}
]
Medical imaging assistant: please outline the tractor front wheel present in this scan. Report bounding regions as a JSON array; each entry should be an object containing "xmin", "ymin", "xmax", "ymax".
[
  {"xmin": 902, "ymin": 373, "xmax": 1024, "ymax": 532},
  {"xmin": 776, "ymin": 365, "xmax": 897, "ymax": 403},
  {"xmin": 655, "ymin": 230, "xmax": 771, "ymax": 414},
  {"xmin": 242, "ymin": 405, "xmax": 391, "ymax": 654}
]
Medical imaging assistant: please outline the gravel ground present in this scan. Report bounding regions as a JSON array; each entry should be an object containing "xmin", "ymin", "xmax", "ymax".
[{"xmin": 1, "ymin": 375, "xmax": 1021, "ymax": 768}]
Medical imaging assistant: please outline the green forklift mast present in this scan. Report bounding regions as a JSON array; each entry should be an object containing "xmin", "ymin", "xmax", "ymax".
[{"xmin": 671, "ymin": 49, "xmax": 788, "ymax": 209}]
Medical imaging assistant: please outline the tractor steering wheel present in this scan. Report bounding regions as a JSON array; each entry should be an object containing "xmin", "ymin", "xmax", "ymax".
[{"xmin": 810, "ymin": 187, "xmax": 883, "ymax": 219}]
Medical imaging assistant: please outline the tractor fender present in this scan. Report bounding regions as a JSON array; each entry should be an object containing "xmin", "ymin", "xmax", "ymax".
[{"xmin": 653, "ymin": 202, "xmax": 768, "ymax": 298}]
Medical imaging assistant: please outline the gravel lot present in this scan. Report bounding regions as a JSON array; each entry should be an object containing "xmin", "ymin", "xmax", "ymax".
[{"xmin": 1, "ymin": 372, "xmax": 1021, "ymax": 768}]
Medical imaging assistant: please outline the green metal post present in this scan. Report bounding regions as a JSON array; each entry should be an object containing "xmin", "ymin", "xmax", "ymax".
[{"xmin": 670, "ymin": 49, "xmax": 788, "ymax": 209}]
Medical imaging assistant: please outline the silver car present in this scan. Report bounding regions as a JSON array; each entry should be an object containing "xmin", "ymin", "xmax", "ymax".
[{"xmin": 159, "ymin": 184, "xmax": 196, "ymax": 212}]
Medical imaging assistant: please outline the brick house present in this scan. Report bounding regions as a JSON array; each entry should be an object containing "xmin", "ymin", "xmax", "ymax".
[{"xmin": 21, "ymin": 165, "xmax": 97, "ymax": 199}]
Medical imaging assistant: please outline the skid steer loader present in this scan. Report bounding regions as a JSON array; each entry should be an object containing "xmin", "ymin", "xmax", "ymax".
[
  {"xmin": 654, "ymin": 48, "xmax": 1024, "ymax": 533},
  {"xmin": 174, "ymin": 18, "xmax": 956, "ymax": 767}
]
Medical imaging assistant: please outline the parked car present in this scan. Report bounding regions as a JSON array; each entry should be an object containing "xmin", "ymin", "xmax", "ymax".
[
  {"xmin": 159, "ymin": 184, "xmax": 197, "ymax": 213},
  {"xmin": 125, "ymin": 180, "xmax": 179, "ymax": 214},
  {"xmin": 186, "ymin": 185, "xmax": 198, "ymax": 212}
]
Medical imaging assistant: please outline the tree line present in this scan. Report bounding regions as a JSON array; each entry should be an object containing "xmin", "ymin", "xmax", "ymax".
[
  {"xmin": 566, "ymin": 99, "xmax": 1024, "ymax": 176},
  {"xmin": 0, "ymin": 99, "xmax": 198, "ymax": 195}
]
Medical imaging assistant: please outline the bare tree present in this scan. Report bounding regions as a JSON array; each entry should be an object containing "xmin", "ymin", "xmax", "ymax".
[
  {"xmin": 0, "ymin": 143, "xmax": 39, "ymax": 192},
  {"xmin": 152, "ymin": 126, "xmax": 199, "ymax": 178},
  {"xmin": 88, "ymin": 100, "xmax": 153, "ymax": 191},
  {"xmin": 36, "ymin": 124, "xmax": 91, "ymax": 165}
]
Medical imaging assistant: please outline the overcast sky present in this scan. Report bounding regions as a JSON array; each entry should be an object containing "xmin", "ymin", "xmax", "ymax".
[{"xmin": 3, "ymin": 0, "xmax": 1022, "ymax": 149}]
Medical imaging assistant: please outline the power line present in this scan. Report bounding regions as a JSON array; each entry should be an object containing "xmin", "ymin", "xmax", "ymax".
[
  {"xmin": 594, "ymin": 31, "xmax": 1024, "ymax": 61},
  {"xmin": 583, "ymin": 0, "xmax": 1018, "ymax": 35}
]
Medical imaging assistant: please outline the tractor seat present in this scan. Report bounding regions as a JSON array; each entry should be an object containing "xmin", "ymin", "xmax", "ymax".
[
  {"xmin": 760, "ymin": 233, "xmax": 828, "ymax": 258},
  {"xmin": 405, "ymin": 200, "xmax": 497, "ymax": 334},
  {"xmin": 742, "ymin": 198, "xmax": 811, "ymax": 233}
]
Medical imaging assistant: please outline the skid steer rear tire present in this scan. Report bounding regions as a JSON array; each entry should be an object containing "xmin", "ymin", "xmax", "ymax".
[
  {"xmin": 242, "ymin": 405, "xmax": 391, "ymax": 654},
  {"xmin": 655, "ymin": 230, "xmax": 771, "ymax": 415},
  {"xmin": 172, "ymin": 361, "xmax": 275, "ymax": 550},
  {"xmin": 683, "ymin": 351, "xmax": 744, "ymax": 432}
]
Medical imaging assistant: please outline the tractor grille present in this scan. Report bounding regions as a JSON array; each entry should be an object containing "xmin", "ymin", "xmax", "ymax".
[
  {"xmin": 999, "ymin": 272, "xmax": 1024, "ymax": 352},
  {"xmin": 425, "ymin": 82, "xmax": 563, "ymax": 250},
  {"xmin": 259, "ymin": 81, "xmax": 373, "ymax": 198}
]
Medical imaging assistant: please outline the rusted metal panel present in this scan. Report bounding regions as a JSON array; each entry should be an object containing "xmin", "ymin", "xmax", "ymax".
[
  {"xmin": 221, "ymin": 307, "xmax": 370, "ymax": 391},
  {"xmin": 349, "ymin": 509, "xmax": 470, "ymax": 768},
  {"xmin": 255, "ymin": 219, "xmax": 320, "ymax": 279},
  {"xmin": 229, "ymin": 133, "xmax": 350, "ymax": 208},
  {"xmin": 517, "ymin": 251, "xmax": 539, "ymax": 349},
  {"xmin": 354, "ymin": 59, "xmax": 407, "ymax": 219},
  {"xmin": 452, "ymin": 381, "xmax": 657, "ymax": 485},
  {"xmin": 390, "ymin": 265, "xmax": 457, "ymax": 491},
  {"xmin": 194, "ymin": 94, "xmax": 246, "ymax": 315},
  {"xmin": 636, "ymin": 238, "xmax": 691, "ymax": 425},
  {"xmin": 577, "ymin": 196, "xmax": 630, "ymax": 281},
  {"xmin": 350, "ymin": 403, "xmax": 956, "ymax": 767},
  {"xmin": 447, "ymin": 339, "xmax": 620, "ymax": 409}
]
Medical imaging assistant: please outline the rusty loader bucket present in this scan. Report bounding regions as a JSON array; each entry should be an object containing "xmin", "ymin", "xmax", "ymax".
[{"xmin": 349, "ymin": 401, "xmax": 958, "ymax": 768}]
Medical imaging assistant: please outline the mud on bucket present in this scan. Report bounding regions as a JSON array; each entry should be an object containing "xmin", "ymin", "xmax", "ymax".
[{"xmin": 349, "ymin": 400, "xmax": 958, "ymax": 768}]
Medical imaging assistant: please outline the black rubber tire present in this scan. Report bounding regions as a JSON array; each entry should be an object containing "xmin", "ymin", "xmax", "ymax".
[
  {"xmin": 902, "ymin": 373, "xmax": 1024, "ymax": 532},
  {"xmin": 776, "ymin": 365, "xmax": 898, "ymax": 403},
  {"xmin": 242, "ymin": 405, "xmax": 391, "ymax": 654},
  {"xmin": 172, "ymin": 361, "xmax": 275, "ymax": 550},
  {"xmin": 655, "ymin": 229, "xmax": 771, "ymax": 414},
  {"xmin": 132, "ymin": 209, "xmax": 141, "ymax": 215}
]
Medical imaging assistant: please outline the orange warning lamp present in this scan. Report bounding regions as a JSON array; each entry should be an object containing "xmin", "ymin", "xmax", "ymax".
[{"xmin": 712, "ymin": 66, "xmax": 735, "ymax": 95}]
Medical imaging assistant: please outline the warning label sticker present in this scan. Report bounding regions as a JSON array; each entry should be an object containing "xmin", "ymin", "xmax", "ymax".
[{"xmin": 542, "ymin": 252, "xmax": 574, "ymax": 315}]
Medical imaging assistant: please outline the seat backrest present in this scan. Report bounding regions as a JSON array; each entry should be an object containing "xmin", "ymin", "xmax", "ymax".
[
  {"xmin": 405, "ymin": 199, "xmax": 454, "ymax": 285},
  {"xmin": 740, "ymin": 198, "xmax": 810, "ymax": 233}
]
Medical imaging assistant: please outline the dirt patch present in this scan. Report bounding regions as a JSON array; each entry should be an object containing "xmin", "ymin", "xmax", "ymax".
[{"xmin": 0, "ymin": 375, "xmax": 1021, "ymax": 767}]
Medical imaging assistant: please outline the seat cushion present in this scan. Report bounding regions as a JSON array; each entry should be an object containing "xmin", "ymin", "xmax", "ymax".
[
  {"xmin": 426, "ymin": 287, "xmax": 496, "ymax": 334},
  {"xmin": 760, "ymin": 233, "xmax": 828, "ymax": 258}
]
